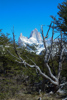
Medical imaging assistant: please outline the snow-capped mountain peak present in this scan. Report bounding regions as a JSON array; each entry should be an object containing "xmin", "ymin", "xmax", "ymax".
[
  {"xmin": 18, "ymin": 29, "xmax": 67, "ymax": 55},
  {"xmin": 18, "ymin": 28, "xmax": 48, "ymax": 54},
  {"xmin": 30, "ymin": 28, "xmax": 42, "ymax": 43},
  {"xmin": 20, "ymin": 33, "xmax": 23, "ymax": 38}
]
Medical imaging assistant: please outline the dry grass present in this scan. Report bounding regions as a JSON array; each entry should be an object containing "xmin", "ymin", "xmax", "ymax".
[
  {"xmin": 0, "ymin": 77, "xmax": 64, "ymax": 100},
  {"xmin": 8, "ymin": 92, "xmax": 62, "ymax": 100}
]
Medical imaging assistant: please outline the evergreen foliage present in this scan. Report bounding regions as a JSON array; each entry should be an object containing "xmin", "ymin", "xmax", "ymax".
[
  {"xmin": 0, "ymin": 2, "xmax": 67, "ymax": 97},
  {"xmin": 57, "ymin": 0, "xmax": 67, "ymax": 32}
]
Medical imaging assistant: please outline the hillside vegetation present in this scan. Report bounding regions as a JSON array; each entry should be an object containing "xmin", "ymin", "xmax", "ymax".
[{"xmin": 0, "ymin": 30, "xmax": 67, "ymax": 100}]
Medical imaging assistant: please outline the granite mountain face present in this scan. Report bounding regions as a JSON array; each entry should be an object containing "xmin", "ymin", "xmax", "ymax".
[
  {"xmin": 18, "ymin": 28, "xmax": 51, "ymax": 54},
  {"xmin": 30, "ymin": 28, "xmax": 42, "ymax": 43}
]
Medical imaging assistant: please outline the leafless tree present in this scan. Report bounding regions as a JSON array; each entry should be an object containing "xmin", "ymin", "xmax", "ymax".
[{"xmin": 7, "ymin": 22, "xmax": 66, "ymax": 93}]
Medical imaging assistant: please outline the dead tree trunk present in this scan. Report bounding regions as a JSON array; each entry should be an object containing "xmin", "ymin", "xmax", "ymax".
[{"xmin": 8, "ymin": 22, "xmax": 64, "ymax": 93}]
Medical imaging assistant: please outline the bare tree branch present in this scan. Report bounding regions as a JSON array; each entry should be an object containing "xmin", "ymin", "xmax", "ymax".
[
  {"xmin": 8, "ymin": 48, "xmax": 58, "ymax": 85},
  {"xmin": 7, "ymin": 50, "xmax": 20, "ymax": 60},
  {"xmin": 8, "ymin": 24, "xmax": 65, "ymax": 92},
  {"xmin": 57, "ymin": 31, "xmax": 63, "ymax": 81},
  {"xmin": 47, "ymin": 22, "xmax": 52, "ymax": 37},
  {"xmin": 41, "ymin": 24, "xmax": 58, "ymax": 81},
  {"xmin": 10, "ymin": 26, "xmax": 59, "ymax": 85},
  {"xmin": 15, "ymin": 60, "xmax": 58, "ymax": 85},
  {"xmin": 47, "ymin": 22, "xmax": 54, "ymax": 61}
]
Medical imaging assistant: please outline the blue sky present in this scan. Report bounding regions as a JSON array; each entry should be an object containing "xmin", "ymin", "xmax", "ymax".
[{"xmin": 0, "ymin": 0, "xmax": 64, "ymax": 41}]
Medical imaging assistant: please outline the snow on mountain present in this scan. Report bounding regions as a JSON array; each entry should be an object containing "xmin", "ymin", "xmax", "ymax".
[
  {"xmin": 18, "ymin": 28, "xmax": 50, "ymax": 54},
  {"xmin": 30, "ymin": 28, "xmax": 42, "ymax": 43},
  {"xmin": 18, "ymin": 29, "xmax": 67, "ymax": 55}
]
